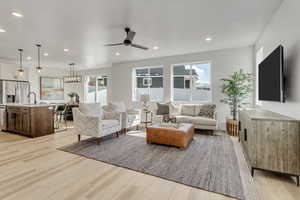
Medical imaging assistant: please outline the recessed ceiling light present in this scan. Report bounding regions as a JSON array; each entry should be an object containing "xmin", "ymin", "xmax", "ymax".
[
  {"xmin": 153, "ymin": 46, "xmax": 159, "ymax": 50},
  {"xmin": 205, "ymin": 37, "xmax": 212, "ymax": 42},
  {"xmin": 26, "ymin": 56, "xmax": 32, "ymax": 60},
  {"xmin": 11, "ymin": 11, "xmax": 23, "ymax": 18},
  {"xmin": 64, "ymin": 48, "xmax": 69, "ymax": 52},
  {"xmin": 0, "ymin": 28, "xmax": 6, "ymax": 33},
  {"xmin": 115, "ymin": 52, "xmax": 120, "ymax": 56},
  {"xmin": 43, "ymin": 53, "xmax": 49, "ymax": 56}
]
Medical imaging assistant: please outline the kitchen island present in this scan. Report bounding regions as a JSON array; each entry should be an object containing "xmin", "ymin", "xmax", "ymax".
[{"xmin": 6, "ymin": 104, "xmax": 55, "ymax": 137}]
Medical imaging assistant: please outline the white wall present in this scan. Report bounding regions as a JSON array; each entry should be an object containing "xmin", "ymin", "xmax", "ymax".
[
  {"xmin": 255, "ymin": 0, "xmax": 300, "ymax": 119},
  {"xmin": 0, "ymin": 62, "xmax": 29, "ymax": 81},
  {"xmin": 111, "ymin": 46, "xmax": 254, "ymax": 129}
]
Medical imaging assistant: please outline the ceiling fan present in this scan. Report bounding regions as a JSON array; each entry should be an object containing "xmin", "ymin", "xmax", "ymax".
[{"xmin": 104, "ymin": 27, "xmax": 149, "ymax": 50}]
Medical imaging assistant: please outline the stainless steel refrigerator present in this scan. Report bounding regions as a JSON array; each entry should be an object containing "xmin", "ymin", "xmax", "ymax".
[{"xmin": 0, "ymin": 79, "xmax": 30, "ymax": 105}]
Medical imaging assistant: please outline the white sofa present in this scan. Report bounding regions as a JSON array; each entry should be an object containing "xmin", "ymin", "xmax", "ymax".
[
  {"xmin": 72, "ymin": 103, "xmax": 122, "ymax": 145},
  {"xmin": 151, "ymin": 103, "xmax": 218, "ymax": 130}
]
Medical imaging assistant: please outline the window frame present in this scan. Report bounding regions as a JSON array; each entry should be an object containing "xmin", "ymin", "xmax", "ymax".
[
  {"xmin": 255, "ymin": 47, "xmax": 263, "ymax": 106},
  {"xmin": 171, "ymin": 61, "xmax": 213, "ymax": 103},
  {"xmin": 132, "ymin": 65, "xmax": 164, "ymax": 102}
]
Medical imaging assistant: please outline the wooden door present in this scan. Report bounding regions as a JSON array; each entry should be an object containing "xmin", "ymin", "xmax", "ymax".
[
  {"xmin": 21, "ymin": 109, "xmax": 30, "ymax": 135},
  {"xmin": 7, "ymin": 111, "xmax": 16, "ymax": 132},
  {"xmin": 15, "ymin": 110, "xmax": 22, "ymax": 133}
]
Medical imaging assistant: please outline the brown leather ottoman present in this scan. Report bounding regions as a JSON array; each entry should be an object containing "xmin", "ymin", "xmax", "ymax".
[{"xmin": 146, "ymin": 123, "xmax": 194, "ymax": 148}]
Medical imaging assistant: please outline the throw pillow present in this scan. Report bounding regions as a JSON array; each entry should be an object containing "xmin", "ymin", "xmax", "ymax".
[
  {"xmin": 156, "ymin": 103, "xmax": 169, "ymax": 115},
  {"xmin": 169, "ymin": 103, "xmax": 181, "ymax": 117},
  {"xmin": 198, "ymin": 104, "xmax": 216, "ymax": 119}
]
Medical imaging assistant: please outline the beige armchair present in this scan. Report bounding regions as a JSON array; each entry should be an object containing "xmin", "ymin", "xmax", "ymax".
[{"xmin": 72, "ymin": 103, "xmax": 122, "ymax": 145}]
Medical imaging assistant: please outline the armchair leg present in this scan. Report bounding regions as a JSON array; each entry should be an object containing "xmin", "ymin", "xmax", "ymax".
[
  {"xmin": 96, "ymin": 138, "xmax": 101, "ymax": 145},
  {"xmin": 78, "ymin": 135, "xmax": 81, "ymax": 142}
]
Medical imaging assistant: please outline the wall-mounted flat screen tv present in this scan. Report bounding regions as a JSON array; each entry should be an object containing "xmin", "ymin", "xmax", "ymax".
[{"xmin": 259, "ymin": 45, "xmax": 285, "ymax": 102}]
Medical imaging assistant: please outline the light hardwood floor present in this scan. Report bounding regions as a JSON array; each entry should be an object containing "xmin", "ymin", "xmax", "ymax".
[{"xmin": 0, "ymin": 127, "xmax": 299, "ymax": 200}]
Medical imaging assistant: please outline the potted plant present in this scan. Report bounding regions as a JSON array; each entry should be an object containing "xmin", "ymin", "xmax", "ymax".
[
  {"xmin": 220, "ymin": 69, "xmax": 253, "ymax": 135},
  {"xmin": 67, "ymin": 92, "xmax": 78, "ymax": 104}
]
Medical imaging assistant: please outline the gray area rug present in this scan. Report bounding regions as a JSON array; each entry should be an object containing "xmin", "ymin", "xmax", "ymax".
[{"xmin": 59, "ymin": 132, "xmax": 245, "ymax": 199}]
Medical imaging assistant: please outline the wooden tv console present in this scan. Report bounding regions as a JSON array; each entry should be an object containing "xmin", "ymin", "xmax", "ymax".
[{"xmin": 239, "ymin": 109, "xmax": 300, "ymax": 186}]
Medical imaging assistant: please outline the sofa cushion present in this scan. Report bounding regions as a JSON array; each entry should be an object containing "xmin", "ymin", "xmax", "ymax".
[
  {"xmin": 156, "ymin": 103, "xmax": 169, "ymax": 115},
  {"xmin": 192, "ymin": 116, "xmax": 217, "ymax": 126},
  {"xmin": 194, "ymin": 105, "xmax": 203, "ymax": 116},
  {"xmin": 102, "ymin": 111, "xmax": 118, "ymax": 120},
  {"xmin": 127, "ymin": 114, "xmax": 138, "ymax": 124},
  {"xmin": 181, "ymin": 105, "xmax": 195, "ymax": 116},
  {"xmin": 198, "ymin": 104, "xmax": 216, "ymax": 119},
  {"xmin": 176, "ymin": 115, "xmax": 194, "ymax": 123},
  {"xmin": 102, "ymin": 119, "xmax": 119, "ymax": 129},
  {"xmin": 79, "ymin": 103, "xmax": 102, "ymax": 117}
]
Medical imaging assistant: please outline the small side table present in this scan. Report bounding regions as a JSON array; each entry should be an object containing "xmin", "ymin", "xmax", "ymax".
[{"xmin": 141, "ymin": 110, "xmax": 153, "ymax": 128}]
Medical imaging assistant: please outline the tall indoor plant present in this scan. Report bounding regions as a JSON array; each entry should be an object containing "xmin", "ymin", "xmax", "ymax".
[{"xmin": 220, "ymin": 69, "xmax": 253, "ymax": 120}]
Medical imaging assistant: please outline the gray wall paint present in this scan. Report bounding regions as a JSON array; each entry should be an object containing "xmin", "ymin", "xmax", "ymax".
[
  {"xmin": 255, "ymin": 0, "xmax": 300, "ymax": 119},
  {"xmin": 111, "ymin": 46, "xmax": 254, "ymax": 129}
]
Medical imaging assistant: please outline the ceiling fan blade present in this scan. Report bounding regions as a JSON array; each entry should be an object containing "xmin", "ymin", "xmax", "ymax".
[
  {"xmin": 131, "ymin": 43, "xmax": 149, "ymax": 50},
  {"xmin": 104, "ymin": 43, "xmax": 124, "ymax": 46},
  {"xmin": 126, "ymin": 31, "xmax": 136, "ymax": 42}
]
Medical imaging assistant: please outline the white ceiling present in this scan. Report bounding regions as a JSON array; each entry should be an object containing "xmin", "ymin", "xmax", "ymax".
[{"xmin": 0, "ymin": 0, "xmax": 283, "ymax": 69}]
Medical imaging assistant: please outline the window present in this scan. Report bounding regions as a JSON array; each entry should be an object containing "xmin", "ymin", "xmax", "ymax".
[
  {"xmin": 172, "ymin": 62, "xmax": 212, "ymax": 102},
  {"xmin": 256, "ymin": 48, "xmax": 263, "ymax": 106},
  {"xmin": 133, "ymin": 66, "xmax": 164, "ymax": 101},
  {"xmin": 85, "ymin": 75, "xmax": 108, "ymax": 105}
]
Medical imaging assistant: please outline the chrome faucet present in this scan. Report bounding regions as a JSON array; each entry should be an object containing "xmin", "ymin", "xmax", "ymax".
[{"xmin": 27, "ymin": 91, "xmax": 37, "ymax": 104}]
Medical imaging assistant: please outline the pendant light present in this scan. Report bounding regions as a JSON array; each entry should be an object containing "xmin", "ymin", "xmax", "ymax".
[
  {"xmin": 65, "ymin": 63, "xmax": 81, "ymax": 83},
  {"xmin": 69, "ymin": 63, "xmax": 74, "ymax": 82},
  {"xmin": 36, "ymin": 44, "xmax": 42, "ymax": 73},
  {"xmin": 70, "ymin": 63, "xmax": 76, "ymax": 83},
  {"xmin": 17, "ymin": 49, "xmax": 24, "ymax": 76}
]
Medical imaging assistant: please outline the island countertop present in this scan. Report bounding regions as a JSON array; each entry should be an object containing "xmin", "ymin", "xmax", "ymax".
[{"xmin": 6, "ymin": 103, "xmax": 55, "ymax": 108}]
